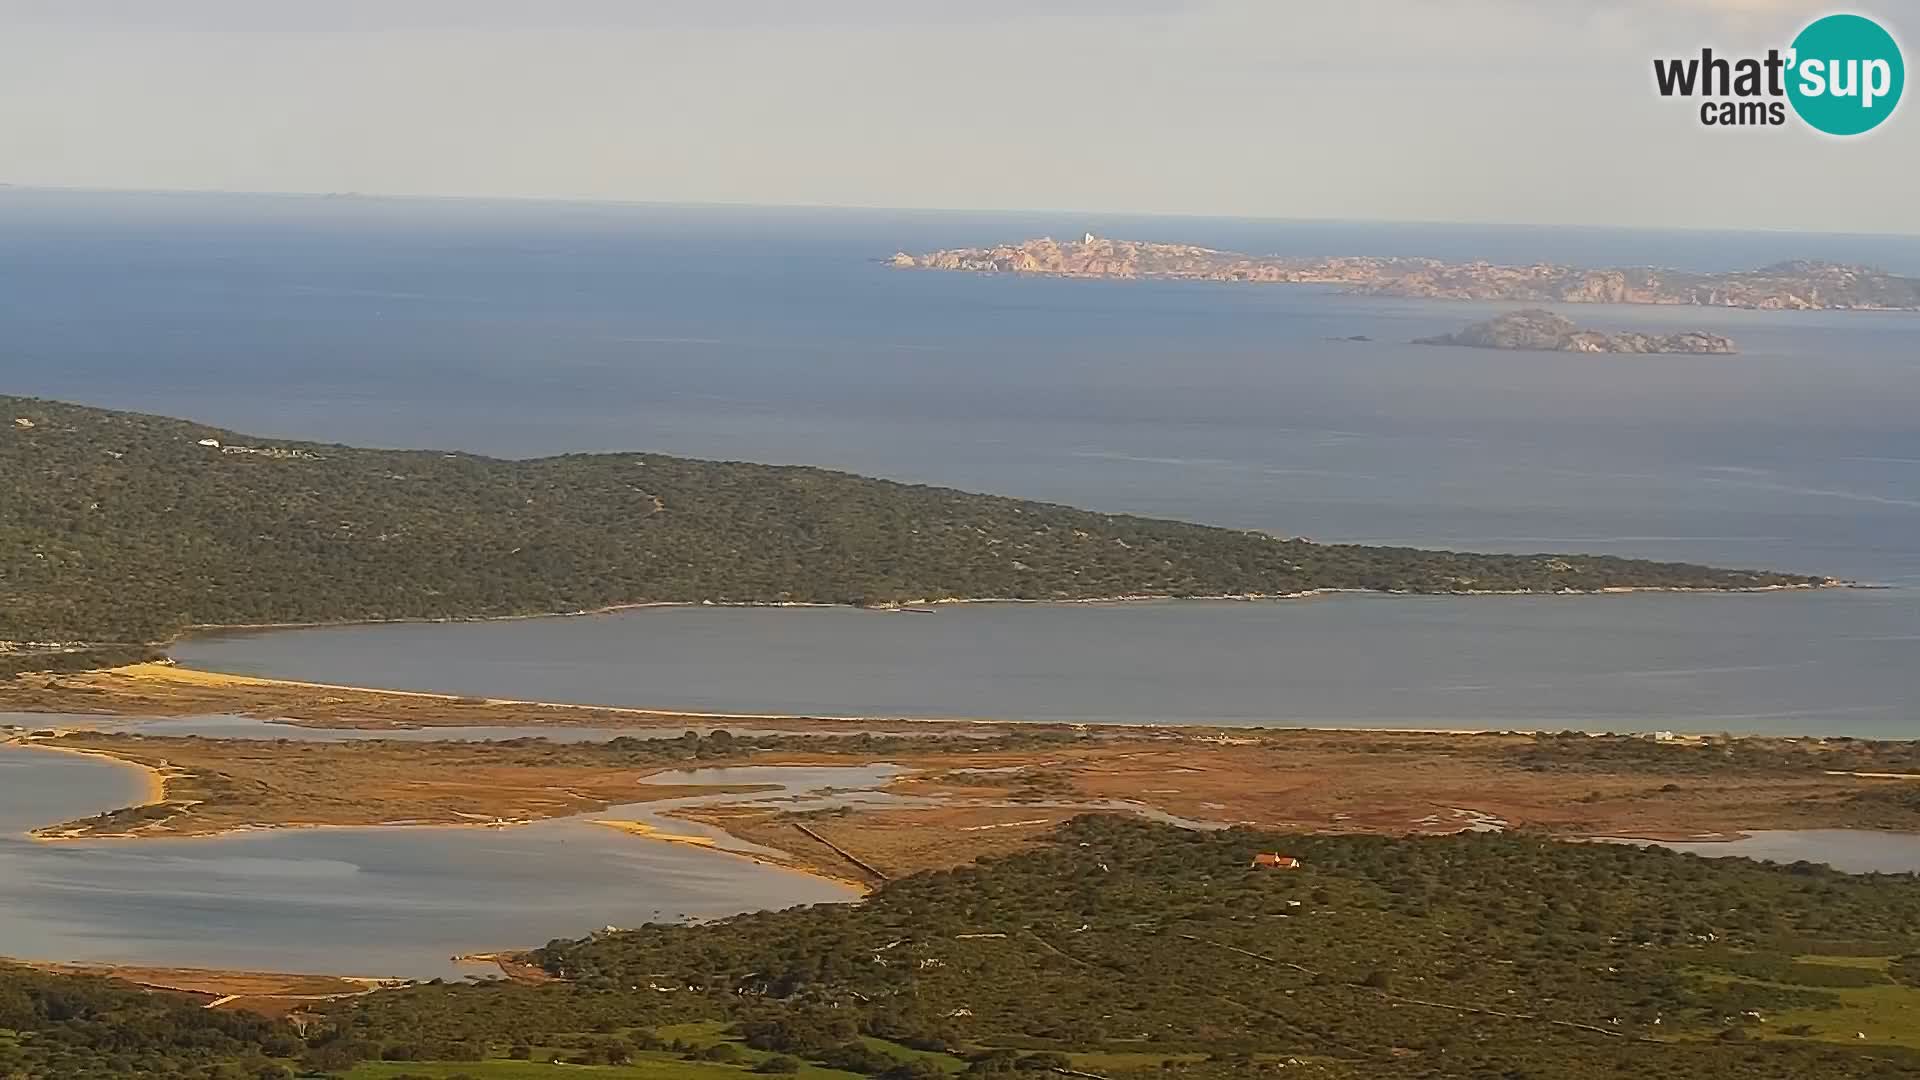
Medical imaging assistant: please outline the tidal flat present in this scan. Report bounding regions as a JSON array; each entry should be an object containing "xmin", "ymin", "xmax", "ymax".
[{"xmin": 0, "ymin": 744, "xmax": 860, "ymax": 979}]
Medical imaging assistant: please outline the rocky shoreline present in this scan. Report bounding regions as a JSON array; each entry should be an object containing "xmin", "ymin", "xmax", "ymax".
[
  {"xmin": 1413, "ymin": 309, "xmax": 1738, "ymax": 354},
  {"xmin": 891, "ymin": 235, "xmax": 1920, "ymax": 311}
]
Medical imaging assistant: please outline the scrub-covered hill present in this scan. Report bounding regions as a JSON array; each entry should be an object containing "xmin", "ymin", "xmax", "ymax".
[
  {"xmin": 1, "ymin": 396, "xmax": 1825, "ymax": 655},
  {"xmin": 13, "ymin": 816, "xmax": 1918, "ymax": 1078}
]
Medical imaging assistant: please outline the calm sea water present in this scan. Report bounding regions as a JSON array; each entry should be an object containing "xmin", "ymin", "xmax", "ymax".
[{"xmin": 2, "ymin": 189, "xmax": 1916, "ymax": 587}]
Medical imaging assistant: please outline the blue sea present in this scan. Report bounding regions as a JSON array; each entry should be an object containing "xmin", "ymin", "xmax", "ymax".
[{"xmin": 3, "ymin": 188, "xmax": 1917, "ymax": 734}]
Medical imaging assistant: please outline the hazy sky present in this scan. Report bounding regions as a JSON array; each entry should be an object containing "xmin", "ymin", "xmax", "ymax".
[{"xmin": 1, "ymin": 0, "xmax": 1913, "ymax": 231}]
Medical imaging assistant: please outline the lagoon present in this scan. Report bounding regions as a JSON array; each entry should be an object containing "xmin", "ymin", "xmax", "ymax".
[
  {"xmin": 7, "ymin": 743, "xmax": 1916, "ymax": 978},
  {"xmin": 1624, "ymin": 831, "xmax": 1920, "ymax": 875},
  {"xmin": 0, "ymin": 713, "xmax": 816, "ymax": 743},
  {"xmin": 0, "ymin": 746, "xmax": 859, "ymax": 978},
  {"xmin": 173, "ymin": 589, "xmax": 1920, "ymax": 738}
]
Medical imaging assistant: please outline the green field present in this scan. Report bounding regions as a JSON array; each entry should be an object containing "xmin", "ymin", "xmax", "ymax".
[
  {"xmin": 348, "ymin": 1062, "xmax": 756, "ymax": 1080},
  {"xmin": 341, "ymin": 1021, "xmax": 881, "ymax": 1080},
  {"xmin": 347, "ymin": 1059, "xmax": 869, "ymax": 1080},
  {"xmin": 1720, "ymin": 956, "xmax": 1920, "ymax": 1049}
]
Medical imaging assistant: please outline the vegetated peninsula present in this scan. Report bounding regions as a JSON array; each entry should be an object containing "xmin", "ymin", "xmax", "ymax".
[
  {"xmin": 0, "ymin": 396, "xmax": 1829, "ymax": 669},
  {"xmin": 1414, "ymin": 309, "xmax": 1738, "ymax": 354},
  {"xmin": 891, "ymin": 235, "xmax": 1920, "ymax": 311}
]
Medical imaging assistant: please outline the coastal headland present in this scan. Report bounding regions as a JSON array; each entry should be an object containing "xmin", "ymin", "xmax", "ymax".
[
  {"xmin": 893, "ymin": 235, "xmax": 1920, "ymax": 311},
  {"xmin": 1, "ymin": 395, "xmax": 1836, "ymax": 676}
]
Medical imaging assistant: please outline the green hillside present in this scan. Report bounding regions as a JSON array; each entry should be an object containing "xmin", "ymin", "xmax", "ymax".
[
  {"xmin": 1, "ymin": 396, "xmax": 1823, "ymax": 652},
  {"xmin": 8, "ymin": 817, "xmax": 1920, "ymax": 1078}
]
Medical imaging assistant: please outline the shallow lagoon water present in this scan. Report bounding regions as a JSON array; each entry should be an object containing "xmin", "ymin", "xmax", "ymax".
[
  {"xmin": 0, "ymin": 746, "xmax": 860, "ymax": 978},
  {"xmin": 0, "ymin": 712, "xmax": 809, "ymax": 743},
  {"xmin": 7, "ymin": 743, "xmax": 1915, "ymax": 977},
  {"xmin": 0, "ymin": 743, "xmax": 1237, "ymax": 976},
  {"xmin": 174, "ymin": 589, "xmax": 1919, "ymax": 738},
  {"xmin": 1628, "ymin": 830, "xmax": 1920, "ymax": 875},
  {"xmin": 0, "ymin": 713, "xmax": 980, "ymax": 743}
]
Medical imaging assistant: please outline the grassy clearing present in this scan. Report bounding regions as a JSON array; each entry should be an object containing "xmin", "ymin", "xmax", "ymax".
[
  {"xmin": 1796, "ymin": 954, "xmax": 1897, "ymax": 971},
  {"xmin": 342, "ymin": 1016, "xmax": 871, "ymax": 1080},
  {"xmin": 348, "ymin": 1053, "xmax": 864, "ymax": 1080},
  {"xmin": 858, "ymin": 1036, "xmax": 968, "ymax": 1072},
  {"xmin": 1766, "ymin": 982, "xmax": 1920, "ymax": 1048},
  {"xmin": 346, "ymin": 1062, "xmax": 746, "ymax": 1080},
  {"xmin": 593, "ymin": 1021, "xmax": 867, "ymax": 1079},
  {"xmin": 1066, "ymin": 1050, "xmax": 1209, "ymax": 1069},
  {"xmin": 1691, "ymin": 956, "xmax": 1920, "ymax": 1049},
  {"xmin": 651, "ymin": 1021, "xmax": 734, "ymax": 1046}
]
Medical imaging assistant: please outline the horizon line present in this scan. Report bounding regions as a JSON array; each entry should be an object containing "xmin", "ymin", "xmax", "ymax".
[{"xmin": 2, "ymin": 182, "xmax": 1913, "ymax": 241}]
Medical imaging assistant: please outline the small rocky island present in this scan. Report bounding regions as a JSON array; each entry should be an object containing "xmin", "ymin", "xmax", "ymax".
[
  {"xmin": 891, "ymin": 235, "xmax": 1920, "ymax": 311},
  {"xmin": 1413, "ymin": 310, "xmax": 1737, "ymax": 354}
]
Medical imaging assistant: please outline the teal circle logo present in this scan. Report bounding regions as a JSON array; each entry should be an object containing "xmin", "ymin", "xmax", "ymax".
[{"xmin": 1787, "ymin": 14, "xmax": 1904, "ymax": 135}]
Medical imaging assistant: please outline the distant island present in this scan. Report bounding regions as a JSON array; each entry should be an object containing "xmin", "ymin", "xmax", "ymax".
[
  {"xmin": 0, "ymin": 396, "xmax": 1834, "ymax": 672},
  {"xmin": 891, "ymin": 234, "xmax": 1920, "ymax": 311},
  {"xmin": 1414, "ymin": 310, "xmax": 1737, "ymax": 354}
]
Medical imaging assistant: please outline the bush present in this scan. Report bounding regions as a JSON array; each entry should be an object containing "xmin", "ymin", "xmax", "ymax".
[
  {"xmin": 882, "ymin": 1062, "xmax": 949, "ymax": 1080},
  {"xmin": 816, "ymin": 1041, "xmax": 901, "ymax": 1074}
]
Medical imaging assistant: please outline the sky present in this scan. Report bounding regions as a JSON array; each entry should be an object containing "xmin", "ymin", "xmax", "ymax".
[{"xmin": 0, "ymin": 0, "xmax": 1914, "ymax": 232}]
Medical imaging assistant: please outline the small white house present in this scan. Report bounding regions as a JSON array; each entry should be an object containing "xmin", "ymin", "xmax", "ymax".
[{"xmin": 197, "ymin": 438, "xmax": 221, "ymax": 448}]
